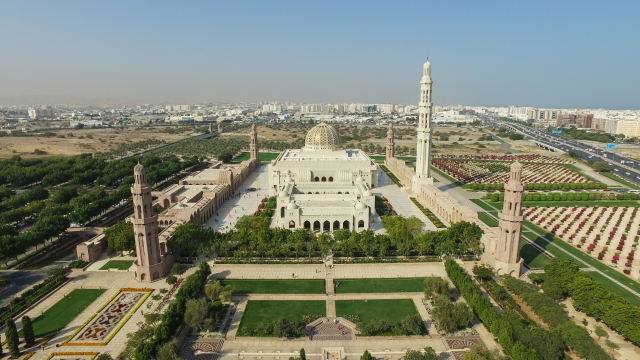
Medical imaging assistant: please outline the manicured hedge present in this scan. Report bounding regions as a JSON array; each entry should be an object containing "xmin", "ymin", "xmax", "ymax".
[
  {"xmin": 472, "ymin": 182, "xmax": 607, "ymax": 191},
  {"xmin": 410, "ymin": 197, "xmax": 446, "ymax": 228},
  {"xmin": 134, "ymin": 261, "xmax": 211, "ymax": 359},
  {"xmin": 502, "ymin": 276, "xmax": 612, "ymax": 360},
  {"xmin": 444, "ymin": 260, "xmax": 560, "ymax": 359},
  {"xmin": 544, "ymin": 258, "xmax": 640, "ymax": 347}
]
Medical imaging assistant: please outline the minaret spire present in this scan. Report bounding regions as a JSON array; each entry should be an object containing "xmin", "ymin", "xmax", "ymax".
[
  {"xmin": 412, "ymin": 59, "xmax": 434, "ymax": 192},
  {"xmin": 386, "ymin": 122, "xmax": 395, "ymax": 159},
  {"xmin": 250, "ymin": 123, "xmax": 259, "ymax": 160}
]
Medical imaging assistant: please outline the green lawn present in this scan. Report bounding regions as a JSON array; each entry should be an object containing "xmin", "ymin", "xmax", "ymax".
[
  {"xmin": 232, "ymin": 152, "xmax": 280, "ymax": 164},
  {"xmin": 220, "ymin": 279, "xmax": 325, "ymax": 294},
  {"xmin": 99, "ymin": 260, "xmax": 134, "ymax": 270},
  {"xmin": 238, "ymin": 300, "xmax": 325, "ymax": 335},
  {"xmin": 334, "ymin": 278, "xmax": 425, "ymax": 294},
  {"xmin": 22, "ymin": 289, "xmax": 105, "ymax": 339},
  {"xmin": 519, "ymin": 241, "xmax": 551, "ymax": 269},
  {"xmin": 336, "ymin": 299, "xmax": 419, "ymax": 324},
  {"xmin": 430, "ymin": 167, "xmax": 465, "ymax": 187},
  {"xmin": 477, "ymin": 212, "xmax": 499, "ymax": 227},
  {"xmin": 598, "ymin": 171, "xmax": 640, "ymax": 190}
]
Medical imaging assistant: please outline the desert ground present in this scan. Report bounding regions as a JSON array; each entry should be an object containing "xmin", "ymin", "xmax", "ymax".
[{"xmin": 0, "ymin": 126, "xmax": 198, "ymax": 158}]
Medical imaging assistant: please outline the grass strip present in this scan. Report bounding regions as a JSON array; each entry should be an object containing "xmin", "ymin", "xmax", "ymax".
[
  {"xmin": 99, "ymin": 260, "xmax": 134, "ymax": 270},
  {"xmin": 334, "ymin": 278, "xmax": 425, "ymax": 293},
  {"xmin": 220, "ymin": 279, "xmax": 324, "ymax": 294},
  {"xmin": 23, "ymin": 289, "xmax": 105, "ymax": 339},
  {"xmin": 238, "ymin": 300, "xmax": 325, "ymax": 335},
  {"xmin": 335, "ymin": 299, "xmax": 419, "ymax": 324}
]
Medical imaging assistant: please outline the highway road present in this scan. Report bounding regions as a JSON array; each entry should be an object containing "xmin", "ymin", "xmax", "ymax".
[{"xmin": 482, "ymin": 117, "xmax": 640, "ymax": 187}]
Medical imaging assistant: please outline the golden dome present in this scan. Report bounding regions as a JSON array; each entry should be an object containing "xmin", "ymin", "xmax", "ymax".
[{"xmin": 304, "ymin": 122, "xmax": 341, "ymax": 150}]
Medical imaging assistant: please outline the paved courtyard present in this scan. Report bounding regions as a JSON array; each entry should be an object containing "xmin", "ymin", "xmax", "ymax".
[{"xmin": 203, "ymin": 165, "xmax": 275, "ymax": 232}]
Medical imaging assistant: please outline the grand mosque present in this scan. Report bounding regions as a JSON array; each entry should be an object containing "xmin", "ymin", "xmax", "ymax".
[{"xmin": 268, "ymin": 122, "xmax": 378, "ymax": 232}]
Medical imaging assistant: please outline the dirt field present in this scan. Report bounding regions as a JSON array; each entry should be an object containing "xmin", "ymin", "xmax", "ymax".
[{"xmin": 0, "ymin": 126, "xmax": 195, "ymax": 158}]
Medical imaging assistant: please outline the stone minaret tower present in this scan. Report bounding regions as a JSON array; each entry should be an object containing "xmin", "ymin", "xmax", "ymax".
[
  {"xmin": 496, "ymin": 161, "xmax": 525, "ymax": 265},
  {"xmin": 386, "ymin": 123, "xmax": 395, "ymax": 159},
  {"xmin": 131, "ymin": 163, "xmax": 167, "ymax": 282},
  {"xmin": 415, "ymin": 60, "xmax": 433, "ymax": 179},
  {"xmin": 218, "ymin": 122, "xmax": 223, "ymax": 133},
  {"xmin": 250, "ymin": 123, "xmax": 259, "ymax": 160}
]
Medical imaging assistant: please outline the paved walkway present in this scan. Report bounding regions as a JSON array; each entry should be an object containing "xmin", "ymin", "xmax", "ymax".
[
  {"xmin": 375, "ymin": 168, "xmax": 437, "ymax": 232},
  {"xmin": 203, "ymin": 165, "xmax": 275, "ymax": 232},
  {"xmin": 210, "ymin": 263, "xmax": 448, "ymax": 280}
]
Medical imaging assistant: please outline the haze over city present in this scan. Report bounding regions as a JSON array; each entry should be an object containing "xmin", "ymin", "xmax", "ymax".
[{"xmin": 1, "ymin": 0, "xmax": 639, "ymax": 109}]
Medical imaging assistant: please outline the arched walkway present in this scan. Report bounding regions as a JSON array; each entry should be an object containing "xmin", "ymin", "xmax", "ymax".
[
  {"xmin": 313, "ymin": 221, "xmax": 320, "ymax": 232},
  {"xmin": 343, "ymin": 220, "xmax": 350, "ymax": 230},
  {"xmin": 323, "ymin": 221, "xmax": 330, "ymax": 232},
  {"xmin": 304, "ymin": 221, "xmax": 311, "ymax": 230},
  {"xmin": 289, "ymin": 220, "xmax": 296, "ymax": 228},
  {"xmin": 333, "ymin": 220, "xmax": 340, "ymax": 230}
]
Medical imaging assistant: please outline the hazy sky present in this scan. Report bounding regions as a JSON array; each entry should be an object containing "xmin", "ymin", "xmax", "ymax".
[{"xmin": 1, "ymin": 1, "xmax": 639, "ymax": 109}]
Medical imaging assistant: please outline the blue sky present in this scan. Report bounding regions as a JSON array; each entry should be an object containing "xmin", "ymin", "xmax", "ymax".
[{"xmin": 1, "ymin": 0, "xmax": 639, "ymax": 108}]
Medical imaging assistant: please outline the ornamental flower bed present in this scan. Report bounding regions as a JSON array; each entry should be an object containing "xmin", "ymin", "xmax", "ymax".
[
  {"xmin": 432, "ymin": 153, "xmax": 574, "ymax": 164},
  {"xmin": 525, "ymin": 206, "xmax": 640, "ymax": 278},
  {"xmin": 431, "ymin": 158, "xmax": 589, "ymax": 185},
  {"xmin": 410, "ymin": 197, "xmax": 446, "ymax": 228}
]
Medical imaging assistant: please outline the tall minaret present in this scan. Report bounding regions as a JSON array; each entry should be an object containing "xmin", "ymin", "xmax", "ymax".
[
  {"xmin": 495, "ymin": 161, "xmax": 525, "ymax": 267},
  {"xmin": 386, "ymin": 123, "xmax": 395, "ymax": 159},
  {"xmin": 250, "ymin": 123, "xmax": 259, "ymax": 160},
  {"xmin": 131, "ymin": 163, "xmax": 162, "ymax": 282},
  {"xmin": 415, "ymin": 60, "xmax": 433, "ymax": 178}
]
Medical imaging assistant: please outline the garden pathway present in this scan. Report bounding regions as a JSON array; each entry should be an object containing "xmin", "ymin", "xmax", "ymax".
[{"xmin": 210, "ymin": 262, "xmax": 449, "ymax": 280}]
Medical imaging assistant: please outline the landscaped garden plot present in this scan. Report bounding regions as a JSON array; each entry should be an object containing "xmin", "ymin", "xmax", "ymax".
[
  {"xmin": 525, "ymin": 206, "xmax": 640, "ymax": 277},
  {"xmin": 25, "ymin": 289, "xmax": 105, "ymax": 339},
  {"xmin": 237, "ymin": 300, "xmax": 325, "ymax": 335},
  {"xmin": 64, "ymin": 288, "xmax": 153, "ymax": 345},
  {"xmin": 431, "ymin": 158, "xmax": 590, "ymax": 185},
  {"xmin": 99, "ymin": 260, "xmax": 134, "ymax": 270},
  {"xmin": 335, "ymin": 299, "xmax": 419, "ymax": 324},
  {"xmin": 334, "ymin": 278, "xmax": 425, "ymax": 293},
  {"xmin": 477, "ymin": 212, "xmax": 498, "ymax": 227},
  {"xmin": 433, "ymin": 153, "xmax": 573, "ymax": 164},
  {"xmin": 219, "ymin": 279, "xmax": 325, "ymax": 294}
]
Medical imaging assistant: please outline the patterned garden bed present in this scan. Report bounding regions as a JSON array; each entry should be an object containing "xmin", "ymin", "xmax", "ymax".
[{"xmin": 63, "ymin": 288, "xmax": 153, "ymax": 346}]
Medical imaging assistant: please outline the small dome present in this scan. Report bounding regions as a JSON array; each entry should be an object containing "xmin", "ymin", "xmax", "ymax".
[
  {"xmin": 511, "ymin": 161, "xmax": 523, "ymax": 172},
  {"xmin": 355, "ymin": 176, "xmax": 364, "ymax": 182},
  {"xmin": 134, "ymin": 162, "xmax": 145, "ymax": 174},
  {"xmin": 278, "ymin": 191, "xmax": 288, "ymax": 197},
  {"xmin": 286, "ymin": 201, "xmax": 298, "ymax": 210},
  {"xmin": 363, "ymin": 190, "xmax": 373, "ymax": 196},
  {"xmin": 355, "ymin": 201, "xmax": 367, "ymax": 210},
  {"xmin": 304, "ymin": 122, "xmax": 341, "ymax": 150}
]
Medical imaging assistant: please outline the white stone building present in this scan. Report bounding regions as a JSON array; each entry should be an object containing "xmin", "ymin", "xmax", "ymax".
[{"xmin": 268, "ymin": 122, "xmax": 378, "ymax": 232}]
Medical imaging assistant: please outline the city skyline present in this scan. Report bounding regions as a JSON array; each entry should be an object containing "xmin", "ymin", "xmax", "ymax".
[{"xmin": 1, "ymin": 1, "xmax": 640, "ymax": 109}]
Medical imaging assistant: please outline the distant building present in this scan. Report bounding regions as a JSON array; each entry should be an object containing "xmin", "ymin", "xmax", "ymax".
[
  {"xmin": 28, "ymin": 108, "xmax": 55, "ymax": 120},
  {"xmin": 527, "ymin": 109, "xmax": 558, "ymax": 127},
  {"xmin": 556, "ymin": 114, "xmax": 593, "ymax": 129},
  {"xmin": 166, "ymin": 105, "xmax": 195, "ymax": 111},
  {"xmin": 615, "ymin": 120, "xmax": 640, "ymax": 137}
]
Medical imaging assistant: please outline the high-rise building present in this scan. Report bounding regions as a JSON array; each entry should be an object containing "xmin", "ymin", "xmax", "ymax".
[
  {"xmin": 28, "ymin": 108, "xmax": 55, "ymax": 120},
  {"xmin": 412, "ymin": 60, "xmax": 434, "ymax": 192},
  {"xmin": 556, "ymin": 114, "xmax": 593, "ymax": 128}
]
